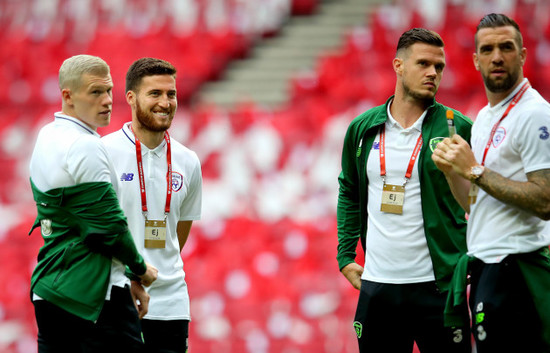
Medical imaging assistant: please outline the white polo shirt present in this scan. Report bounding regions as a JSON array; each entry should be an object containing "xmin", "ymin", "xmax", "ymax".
[
  {"xmin": 468, "ymin": 79, "xmax": 550, "ymax": 263},
  {"xmin": 29, "ymin": 113, "xmax": 129, "ymax": 299},
  {"xmin": 102, "ymin": 122, "xmax": 202, "ymax": 320},
  {"xmin": 362, "ymin": 105, "xmax": 435, "ymax": 283}
]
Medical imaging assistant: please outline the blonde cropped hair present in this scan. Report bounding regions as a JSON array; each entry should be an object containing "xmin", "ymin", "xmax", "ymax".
[{"xmin": 58, "ymin": 55, "xmax": 110, "ymax": 91}]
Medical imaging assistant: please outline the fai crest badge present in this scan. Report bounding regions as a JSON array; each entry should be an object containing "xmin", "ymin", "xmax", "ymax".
[
  {"xmin": 492, "ymin": 127, "xmax": 506, "ymax": 147},
  {"xmin": 40, "ymin": 219, "xmax": 53, "ymax": 236},
  {"xmin": 171, "ymin": 172, "xmax": 184, "ymax": 192},
  {"xmin": 353, "ymin": 321, "xmax": 363, "ymax": 338},
  {"xmin": 429, "ymin": 137, "xmax": 445, "ymax": 152}
]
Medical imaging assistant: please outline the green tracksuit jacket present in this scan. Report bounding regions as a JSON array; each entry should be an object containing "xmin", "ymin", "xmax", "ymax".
[
  {"xmin": 29, "ymin": 180, "xmax": 146, "ymax": 321},
  {"xmin": 337, "ymin": 96, "xmax": 472, "ymax": 292}
]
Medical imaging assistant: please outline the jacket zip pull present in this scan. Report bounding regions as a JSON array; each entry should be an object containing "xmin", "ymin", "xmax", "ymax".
[{"xmin": 356, "ymin": 138, "xmax": 363, "ymax": 158}]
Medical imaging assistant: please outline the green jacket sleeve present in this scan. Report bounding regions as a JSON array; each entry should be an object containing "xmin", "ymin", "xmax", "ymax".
[
  {"xmin": 337, "ymin": 120, "xmax": 362, "ymax": 271},
  {"xmin": 31, "ymin": 181, "xmax": 147, "ymax": 276},
  {"xmin": 75, "ymin": 184, "xmax": 147, "ymax": 276}
]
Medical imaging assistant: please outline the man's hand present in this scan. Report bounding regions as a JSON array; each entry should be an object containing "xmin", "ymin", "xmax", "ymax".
[
  {"xmin": 341, "ymin": 262, "xmax": 364, "ymax": 290},
  {"xmin": 432, "ymin": 136, "xmax": 475, "ymax": 212},
  {"xmin": 431, "ymin": 137, "xmax": 455, "ymax": 175},
  {"xmin": 432, "ymin": 134, "xmax": 478, "ymax": 179},
  {"xmin": 130, "ymin": 280, "xmax": 150, "ymax": 319},
  {"xmin": 139, "ymin": 263, "xmax": 158, "ymax": 287}
]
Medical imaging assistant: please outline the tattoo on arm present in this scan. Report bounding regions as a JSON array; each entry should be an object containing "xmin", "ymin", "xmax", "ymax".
[{"xmin": 477, "ymin": 168, "xmax": 550, "ymax": 220}]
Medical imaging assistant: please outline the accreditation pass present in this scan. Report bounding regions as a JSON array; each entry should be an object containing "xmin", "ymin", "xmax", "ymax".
[
  {"xmin": 144, "ymin": 219, "xmax": 167, "ymax": 248},
  {"xmin": 381, "ymin": 184, "xmax": 405, "ymax": 214}
]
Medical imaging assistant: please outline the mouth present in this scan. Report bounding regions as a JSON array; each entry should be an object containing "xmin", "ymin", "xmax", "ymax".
[
  {"xmin": 490, "ymin": 68, "xmax": 507, "ymax": 77},
  {"xmin": 99, "ymin": 110, "xmax": 111, "ymax": 117},
  {"xmin": 152, "ymin": 110, "xmax": 171, "ymax": 118},
  {"xmin": 423, "ymin": 81, "xmax": 436, "ymax": 89}
]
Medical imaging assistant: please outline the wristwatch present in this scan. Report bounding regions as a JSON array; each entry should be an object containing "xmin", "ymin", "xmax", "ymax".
[{"xmin": 470, "ymin": 165, "xmax": 485, "ymax": 182}]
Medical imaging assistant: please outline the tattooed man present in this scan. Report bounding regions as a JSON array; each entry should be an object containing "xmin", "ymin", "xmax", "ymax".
[{"xmin": 432, "ymin": 13, "xmax": 550, "ymax": 353}]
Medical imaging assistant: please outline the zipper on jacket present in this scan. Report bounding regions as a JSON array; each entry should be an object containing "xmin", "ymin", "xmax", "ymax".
[{"xmin": 356, "ymin": 138, "xmax": 363, "ymax": 158}]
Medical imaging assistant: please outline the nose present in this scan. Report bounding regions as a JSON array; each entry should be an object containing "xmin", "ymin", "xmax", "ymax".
[
  {"xmin": 158, "ymin": 94, "xmax": 171, "ymax": 109},
  {"xmin": 426, "ymin": 65, "xmax": 437, "ymax": 77},
  {"xmin": 103, "ymin": 91, "xmax": 113, "ymax": 106},
  {"xmin": 491, "ymin": 49, "xmax": 504, "ymax": 64}
]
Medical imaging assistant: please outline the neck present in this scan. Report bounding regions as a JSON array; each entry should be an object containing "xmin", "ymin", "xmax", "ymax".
[
  {"xmin": 131, "ymin": 122, "xmax": 165, "ymax": 149},
  {"xmin": 390, "ymin": 94, "xmax": 428, "ymax": 129},
  {"xmin": 487, "ymin": 77, "xmax": 525, "ymax": 107},
  {"xmin": 61, "ymin": 107, "xmax": 97, "ymax": 132}
]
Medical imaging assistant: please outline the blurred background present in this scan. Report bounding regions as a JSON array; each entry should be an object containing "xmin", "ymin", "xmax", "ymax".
[{"xmin": 0, "ymin": 0, "xmax": 549, "ymax": 352}]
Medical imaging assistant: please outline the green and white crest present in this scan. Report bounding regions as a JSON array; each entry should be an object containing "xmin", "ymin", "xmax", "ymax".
[
  {"xmin": 40, "ymin": 219, "xmax": 52, "ymax": 236},
  {"xmin": 353, "ymin": 321, "xmax": 363, "ymax": 338},
  {"xmin": 429, "ymin": 137, "xmax": 445, "ymax": 152}
]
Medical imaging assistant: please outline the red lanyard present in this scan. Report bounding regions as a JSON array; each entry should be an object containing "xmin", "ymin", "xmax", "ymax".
[
  {"xmin": 131, "ymin": 125, "xmax": 172, "ymax": 216},
  {"xmin": 480, "ymin": 81, "xmax": 530, "ymax": 166},
  {"xmin": 379, "ymin": 125, "xmax": 423, "ymax": 185}
]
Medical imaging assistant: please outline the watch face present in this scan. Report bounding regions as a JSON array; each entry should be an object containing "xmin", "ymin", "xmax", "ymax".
[{"xmin": 472, "ymin": 166, "xmax": 483, "ymax": 177}]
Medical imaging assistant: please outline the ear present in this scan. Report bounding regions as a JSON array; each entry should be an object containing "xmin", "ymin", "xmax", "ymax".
[
  {"xmin": 519, "ymin": 47, "xmax": 527, "ymax": 67},
  {"xmin": 393, "ymin": 57, "xmax": 404, "ymax": 75},
  {"xmin": 61, "ymin": 88, "xmax": 72, "ymax": 106},
  {"xmin": 126, "ymin": 90, "xmax": 136, "ymax": 106},
  {"xmin": 473, "ymin": 52, "xmax": 480, "ymax": 71}
]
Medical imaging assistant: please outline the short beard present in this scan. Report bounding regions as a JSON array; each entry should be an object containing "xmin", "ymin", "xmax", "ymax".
[
  {"xmin": 135, "ymin": 99, "xmax": 172, "ymax": 132},
  {"xmin": 482, "ymin": 70, "xmax": 518, "ymax": 93}
]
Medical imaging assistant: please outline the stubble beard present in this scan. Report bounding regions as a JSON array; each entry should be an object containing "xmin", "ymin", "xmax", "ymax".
[{"xmin": 402, "ymin": 80, "xmax": 436, "ymax": 105}]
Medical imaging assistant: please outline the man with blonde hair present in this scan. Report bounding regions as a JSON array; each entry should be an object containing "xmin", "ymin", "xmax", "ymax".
[{"xmin": 29, "ymin": 54, "xmax": 158, "ymax": 353}]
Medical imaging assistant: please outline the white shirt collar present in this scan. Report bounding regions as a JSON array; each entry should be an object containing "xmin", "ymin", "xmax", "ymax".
[
  {"xmin": 54, "ymin": 112, "xmax": 99, "ymax": 137},
  {"xmin": 492, "ymin": 78, "xmax": 530, "ymax": 110},
  {"xmin": 122, "ymin": 122, "xmax": 166, "ymax": 157},
  {"xmin": 386, "ymin": 99, "xmax": 426, "ymax": 133}
]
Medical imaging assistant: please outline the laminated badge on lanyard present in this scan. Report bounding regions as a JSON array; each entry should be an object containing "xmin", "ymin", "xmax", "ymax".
[
  {"xmin": 379, "ymin": 125, "xmax": 423, "ymax": 214},
  {"xmin": 132, "ymin": 125, "xmax": 172, "ymax": 248}
]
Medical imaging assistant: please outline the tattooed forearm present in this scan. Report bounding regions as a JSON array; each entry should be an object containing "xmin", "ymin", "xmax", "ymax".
[{"xmin": 476, "ymin": 168, "xmax": 550, "ymax": 220}]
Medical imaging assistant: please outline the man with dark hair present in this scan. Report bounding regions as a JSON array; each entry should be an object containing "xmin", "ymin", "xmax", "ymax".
[
  {"xmin": 337, "ymin": 28, "xmax": 472, "ymax": 352},
  {"xmin": 29, "ymin": 54, "xmax": 158, "ymax": 353},
  {"xmin": 102, "ymin": 57, "xmax": 202, "ymax": 353},
  {"xmin": 433, "ymin": 13, "xmax": 550, "ymax": 352},
  {"xmin": 125, "ymin": 57, "xmax": 178, "ymax": 93},
  {"xmin": 474, "ymin": 12, "xmax": 522, "ymax": 50}
]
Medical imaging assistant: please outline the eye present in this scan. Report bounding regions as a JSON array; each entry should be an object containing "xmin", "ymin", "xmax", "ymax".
[
  {"xmin": 479, "ymin": 45, "xmax": 492, "ymax": 54},
  {"xmin": 500, "ymin": 42, "xmax": 515, "ymax": 51}
]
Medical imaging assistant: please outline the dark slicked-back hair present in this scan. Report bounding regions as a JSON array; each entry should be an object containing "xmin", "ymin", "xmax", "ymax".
[
  {"xmin": 396, "ymin": 28, "xmax": 444, "ymax": 57},
  {"xmin": 475, "ymin": 13, "xmax": 523, "ymax": 49},
  {"xmin": 125, "ymin": 57, "xmax": 177, "ymax": 93}
]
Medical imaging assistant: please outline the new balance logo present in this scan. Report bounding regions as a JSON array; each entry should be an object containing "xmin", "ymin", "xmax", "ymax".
[{"xmin": 120, "ymin": 173, "xmax": 134, "ymax": 181}]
